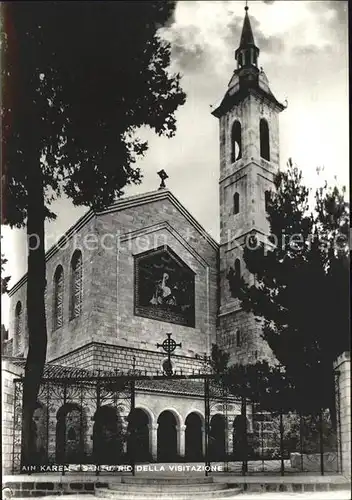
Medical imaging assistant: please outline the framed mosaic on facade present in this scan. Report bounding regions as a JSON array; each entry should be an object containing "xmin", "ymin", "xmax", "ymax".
[{"xmin": 134, "ymin": 245, "xmax": 195, "ymax": 327}]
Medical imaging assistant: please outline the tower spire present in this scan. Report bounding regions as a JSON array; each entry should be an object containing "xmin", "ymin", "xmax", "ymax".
[{"xmin": 235, "ymin": 2, "xmax": 259, "ymax": 69}]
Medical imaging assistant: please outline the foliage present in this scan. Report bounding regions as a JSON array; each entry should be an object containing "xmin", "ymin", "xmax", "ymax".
[
  {"xmin": 1, "ymin": 1, "xmax": 185, "ymax": 465},
  {"xmin": 227, "ymin": 159, "xmax": 350, "ymax": 412},
  {"xmin": 2, "ymin": 1, "xmax": 186, "ymax": 224},
  {"xmin": 1, "ymin": 242, "xmax": 10, "ymax": 294}
]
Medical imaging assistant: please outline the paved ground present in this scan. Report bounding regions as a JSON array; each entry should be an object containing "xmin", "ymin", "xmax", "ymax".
[{"xmin": 4, "ymin": 493, "xmax": 351, "ymax": 500}]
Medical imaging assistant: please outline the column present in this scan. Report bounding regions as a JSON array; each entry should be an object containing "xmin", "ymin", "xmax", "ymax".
[
  {"xmin": 148, "ymin": 423, "xmax": 158, "ymax": 461},
  {"xmin": 226, "ymin": 421, "xmax": 233, "ymax": 457},
  {"xmin": 201, "ymin": 426, "xmax": 206, "ymax": 457},
  {"xmin": 121, "ymin": 420, "xmax": 128, "ymax": 455},
  {"xmin": 334, "ymin": 352, "xmax": 351, "ymax": 476},
  {"xmin": 177, "ymin": 424, "xmax": 186, "ymax": 458},
  {"xmin": 85, "ymin": 413, "xmax": 95, "ymax": 458}
]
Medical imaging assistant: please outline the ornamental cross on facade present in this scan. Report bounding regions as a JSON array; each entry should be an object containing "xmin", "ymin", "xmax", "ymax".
[{"xmin": 156, "ymin": 333, "xmax": 182, "ymax": 375}]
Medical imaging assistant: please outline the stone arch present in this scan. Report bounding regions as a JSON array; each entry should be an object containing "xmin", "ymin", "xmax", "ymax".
[
  {"xmin": 157, "ymin": 410, "xmax": 179, "ymax": 462},
  {"xmin": 93, "ymin": 405, "xmax": 124, "ymax": 464},
  {"xmin": 185, "ymin": 412, "xmax": 203, "ymax": 461},
  {"xmin": 156, "ymin": 407, "xmax": 182, "ymax": 427},
  {"xmin": 184, "ymin": 409, "xmax": 204, "ymax": 425},
  {"xmin": 233, "ymin": 414, "xmax": 252, "ymax": 459},
  {"xmin": 209, "ymin": 413, "xmax": 226, "ymax": 460},
  {"xmin": 134, "ymin": 404, "xmax": 155, "ymax": 427},
  {"xmin": 56, "ymin": 403, "xmax": 85, "ymax": 464},
  {"xmin": 127, "ymin": 408, "xmax": 151, "ymax": 462},
  {"xmin": 30, "ymin": 402, "xmax": 48, "ymax": 464}
]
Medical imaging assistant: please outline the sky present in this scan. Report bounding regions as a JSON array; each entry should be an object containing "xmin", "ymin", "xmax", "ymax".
[{"xmin": 1, "ymin": 0, "xmax": 349, "ymax": 327}]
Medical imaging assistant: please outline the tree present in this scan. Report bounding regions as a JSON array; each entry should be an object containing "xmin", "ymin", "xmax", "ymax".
[
  {"xmin": 1, "ymin": 243, "xmax": 10, "ymax": 294},
  {"xmin": 228, "ymin": 159, "xmax": 350, "ymax": 414},
  {"xmin": 1, "ymin": 1, "xmax": 186, "ymax": 465}
]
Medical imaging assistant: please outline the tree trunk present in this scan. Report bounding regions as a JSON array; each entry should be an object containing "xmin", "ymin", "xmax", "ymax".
[{"xmin": 21, "ymin": 160, "xmax": 47, "ymax": 467}]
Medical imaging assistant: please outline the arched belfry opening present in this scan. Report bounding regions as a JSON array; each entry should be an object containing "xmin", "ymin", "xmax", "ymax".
[
  {"xmin": 260, "ymin": 118, "xmax": 270, "ymax": 161},
  {"xmin": 231, "ymin": 120, "xmax": 242, "ymax": 163}
]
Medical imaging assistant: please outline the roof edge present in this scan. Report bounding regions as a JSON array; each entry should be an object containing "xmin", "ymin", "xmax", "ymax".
[{"xmin": 8, "ymin": 189, "xmax": 218, "ymax": 296}]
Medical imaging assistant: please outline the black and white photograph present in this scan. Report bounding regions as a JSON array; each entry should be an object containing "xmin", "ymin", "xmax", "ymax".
[{"xmin": 1, "ymin": 1, "xmax": 350, "ymax": 499}]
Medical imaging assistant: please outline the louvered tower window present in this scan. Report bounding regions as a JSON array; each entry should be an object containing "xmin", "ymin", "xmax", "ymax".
[
  {"xmin": 70, "ymin": 250, "xmax": 82, "ymax": 319},
  {"xmin": 53, "ymin": 265, "xmax": 64, "ymax": 330}
]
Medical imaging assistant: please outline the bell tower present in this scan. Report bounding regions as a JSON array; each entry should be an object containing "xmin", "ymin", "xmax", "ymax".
[{"xmin": 212, "ymin": 5, "xmax": 286, "ymax": 364}]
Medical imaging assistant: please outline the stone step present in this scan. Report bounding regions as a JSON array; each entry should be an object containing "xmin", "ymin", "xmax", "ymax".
[
  {"xmin": 121, "ymin": 476, "xmax": 214, "ymax": 484},
  {"xmin": 95, "ymin": 486, "xmax": 243, "ymax": 499},
  {"xmin": 107, "ymin": 482, "xmax": 228, "ymax": 492}
]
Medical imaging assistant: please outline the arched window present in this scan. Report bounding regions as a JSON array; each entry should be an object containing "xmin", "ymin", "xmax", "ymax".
[
  {"xmin": 265, "ymin": 190, "xmax": 271, "ymax": 211},
  {"xmin": 260, "ymin": 119, "xmax": 270, "ymax": 161},
  {"xmin": 231, "ymin": 121, "xmax": 242, "ymax": 163},
  {"xmin": 53, "ymin": 265, "xmax": 64, "ymax": 330},
  {"xmin": 15, "ymin": 301, "xmax": 22, "ymax": 340},
  {"xmin": 234, "ymin": 259, "xmax": 241, "ymax": 277},
  {"xmin": 233, "ymin": 192, "xmax": 240, "ymax": 215},
  {"xmin": 236, "ymin": 329, "xmax": 241, "ymax": 347},
  {"xmin": 70, "ymin": 250, "xmax": 83, "ymax": 320}
]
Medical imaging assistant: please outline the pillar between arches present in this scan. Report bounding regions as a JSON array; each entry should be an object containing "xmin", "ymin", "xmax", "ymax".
[
  {"xmin": 201, "ymin": 426, "xmax": 206, "ymax": 457},
  {"xmin": 176, "ymin": 424, "xmax": 186, "ymax": 457},
  {"xmin": 148, "ymin": 423, "xmax": 158, "ymax": 461}
]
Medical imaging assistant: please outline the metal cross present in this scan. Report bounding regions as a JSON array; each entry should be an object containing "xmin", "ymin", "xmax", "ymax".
[
  {"xmin": 157, "ymin": 169, "xmax": 168, "ymax": 189},
  {"xmin": 156, "ymin": 333, "xmax": 182, "ymax": 375}
]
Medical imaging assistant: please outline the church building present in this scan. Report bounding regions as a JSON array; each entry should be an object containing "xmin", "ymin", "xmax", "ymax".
[{"xmin": 4, "ymin": 6, "xmax": 286, "ymax": 467}]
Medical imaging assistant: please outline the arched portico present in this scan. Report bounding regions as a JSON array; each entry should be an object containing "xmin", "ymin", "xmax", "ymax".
[
  {"xmin": 56, "ymin": 403, "xmax": 85, "ymax": 464},
  {"xmin": 93, "ymin": 406, "xmax": 123, "ymax": 464},
  {"xmin": 185, "ymin": 412, "xmax": 203, "ymax": 461},
  {"xmin": 127, "ymin": 408, "xmax": 151, "ymax": 462},
  {"xmin": 157, "ymin": 409, "xmax": 181, "ymax": 462},
  {"xmin": 209, "ymin": 413, "xmax": 226, "ymax": 461}
]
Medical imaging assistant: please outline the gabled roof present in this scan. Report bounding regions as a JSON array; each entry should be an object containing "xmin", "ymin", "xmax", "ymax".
[{"xmin": 8, "ymin": 189, "xmax": 218, "ymax": 296}]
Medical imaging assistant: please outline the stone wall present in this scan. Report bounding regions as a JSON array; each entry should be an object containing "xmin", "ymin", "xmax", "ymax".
[
  {"xmin": 8, "ymin": 191, "xmax": 218, "ymax": 364},
  {"xmin": 2, "ymin": 359, "xmax": 24, "ymax": 474},
  {"xmin": 334, "ymin": 351, "xmax": 351, "ymax": 476},
  {"xmin": 8, "ymin": 214, "xmax": 97, "ymax": 361},
  {"xmin": 92, "ymin": 194, "xmax": 218, "ymax": 358},
  {"xmin": 217, "ymin": 88, "xmax": 282, "ymax": 365},
  {"xmin": 51, "ymin": 342, "xmax": 207, "ymax": 375}
]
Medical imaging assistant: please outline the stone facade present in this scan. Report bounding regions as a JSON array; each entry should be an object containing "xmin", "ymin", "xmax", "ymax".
[
  {"xmin": 2, "ymin": 359, "xmax": 24, "ymax": 474},
  {"xmin": 214, "ymin": 81, "xmax": 284, "ymax": 365},
  {"xmin": 334, "ymin": 351, "xmax": 351, "ymax": 477},
  {"xmin": 8, "ymin": 190, "xmax": 218, "ymax": 366},
  {"xmin": 51, "ymin": 342, "xmax": 207, "ymax": 375}
]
